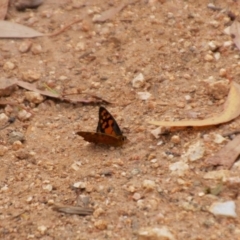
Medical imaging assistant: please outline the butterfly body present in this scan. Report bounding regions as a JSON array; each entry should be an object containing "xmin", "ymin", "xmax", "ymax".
[{"xmin": 77, "ymin": 107, "xmax": 127, "ymax": 147}]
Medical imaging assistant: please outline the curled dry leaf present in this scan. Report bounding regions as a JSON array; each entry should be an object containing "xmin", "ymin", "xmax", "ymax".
[
  {"xmin": 0, "ymin": 20, "xmax": 44, "ymax": 38},
  {"xmin": 149, "ymin": 81, "xmax": 240, "ymax": 127},
  {"xmin": 205, "ymin": 135, "xmax": 240, "ymax": 169},
  {"xmin": 52, "ymin": 204, "xmax": 93, "ymax": 215}
]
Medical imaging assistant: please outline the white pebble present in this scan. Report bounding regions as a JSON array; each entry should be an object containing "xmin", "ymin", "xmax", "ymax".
[
  {"xmin": 37, "ymin": 225, "xmax": 47, "ymax": 234},
  {"xmin": 137, "ymin": 92, "xmax": 151, "ymax": 100},
  {"xmin": 169, "ymin": 161, "xmax": 189, "ymax": 176},
  {"xmin": 150, "ymin": 127, "xmax": 162, "ymax": 139},
  {"xmin": 187, "ymin": 141, "xmax": 205, "ymax": 161},
  {"xmin": 142, "ymin": 179, "xmax": 156, "ymax": 191},
  {"xmin": 138, "ymin": 226, "xmax": 176, "ymax": 240},
  {"xmin": 209, "ymin": 201, "xmax": 237, "ymax": 218},
  {"xmin": 213, "ymin": 134, "xmax": 226, "ymax": 144},
  {"xmin": 132, "ymin": 73, "xmax": 145, "ymax": 88}
]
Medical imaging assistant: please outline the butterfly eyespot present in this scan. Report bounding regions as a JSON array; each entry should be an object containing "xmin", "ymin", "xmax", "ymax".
[{"xmin": 76, "ymin": 106, "xmax": 128, "ymax": 147}]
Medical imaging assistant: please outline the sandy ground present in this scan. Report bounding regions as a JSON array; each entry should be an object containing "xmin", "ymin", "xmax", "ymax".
[{"xmin": 1, "ymin": 0, "xmax": 240, "ymax": 239}]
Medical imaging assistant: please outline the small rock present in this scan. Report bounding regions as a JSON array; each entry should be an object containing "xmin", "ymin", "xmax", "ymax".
[
  {"xmin": 42, "ymin": 184, "xmax": 53, "ymax": 192},
  {"xmin": 207, "ymin": 80, "xmax": 230, "ymax": 100},
  {"xmin": 137, "ymin": 92, "xmax": 151, "ymax": 100},
  {"xmin": 93, "ymin": 207, "xmax": 105, "ymax": 218},
  {"xmin": 170, "ymin": 135, "xmax": 180, "ymax": 144},
  {"xmin": 169, "ymin": 161, "xmax": 189, "ymax": 176},
  {"xmin": 37, "ymin": 225, "xmax": 47, "ymax": 234},
  {"xmin": 138, "ymin": 226, "xmax": 175, "ymax": 240},
  {"xmin": 150, "ymin": 127, "xmax": 162, "ymax": 139},
  {"xmin": 132, "ymin": 73, "xmax": 145, "ymax": 88},
  {"xmin": 8, "ymin": 131, "xmax": 25, "ymax": 144},
  {"xmin": 208, "ymin": 41, "xmax": 220, "ymax": 51},
  {"xmin": 213, "ymin": 134, "xmax": 226, "ymax": 144},
  {"xmin": 209, "ymin": 201, "xmax": 237, "ymax": 218},
  {"xmin": 203, "ymin": 170, "xmax": 229, "ymax": 180},
  {"xmin": 94, "ymin": 219, "xmax": 108, "ymax": 230},
  {"xmin": 219, "ymin": 68, "xmax": 227, "ymax": 77},
  {"xmin": 31, "ymin": 44, "xmax": 42, "ymax": 54},
  {"xmin": 75, "ymin": 42, "xmax": 85, "ymax": 51},
  {"xmin": 14, "ymin": 150, "xmax": 29, "ymax": 160},
  {"xmin": 186, "ymin": 140, "xmax": 205, "ymax": 161},
  {"xmin": 26, "ymin": 196, "xmax": 33, "ymax": 203},
  {"xmin": 25, "ymin": 91, "xmax": 44, "ymax": 104},
  {"xmin": 0, "ymin": 113, "xmax": 8, "ymax": 125},
  {"xmin": 214, "ymin": 52, "xmax": 221, "ymax": 61},
  {"xmin": 3, "ymin": 61, "xmax": 15, "ymax": 71},
  {"xmin": 12, "ymin": 141, "xmax": 23, "ymax": 151},
  {"xmin": 73, "ymin": 181, "xmax": 86, "ymax": 189},
  {"xmin": 17, "ymin": 109, "xmax": 32, "ymax": 121},
  {"xmin": 71, "ymin": 161, "xmax": 81, "ymax": 171},
  {"xmin": 133, "ymin": 192, "xmax": 142, "ymax": 201},
  {"xmin": 22, "ymin": 70, "xmax": 41, "ymax": 82},
  {"xmin": 142, "ymin": 179, "xmax": 156, "ymax": 191},
  {"xmin": 204, "ymin": 54, "xmax": 214, "ymax": 62},
  {"xmin": 0, "ymin": 146, "xmax": 8, "ymax": 156},
  {"xmin": 209, "ymin": 20, "xmax": 220, "ymax": 28},
  {"xmin": 19, "ymin": 40, "xmax": 32, "ymax": 53}
]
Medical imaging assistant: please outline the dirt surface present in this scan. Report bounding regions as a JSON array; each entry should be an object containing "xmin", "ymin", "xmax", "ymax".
[{"xmin": 1, "ymin": 0, "xmax": 240, "ymax": 239}]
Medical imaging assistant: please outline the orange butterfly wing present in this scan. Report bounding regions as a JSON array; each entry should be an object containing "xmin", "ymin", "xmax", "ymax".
[{"xmin": 76, "ymin": 107, "xmax": 127, "ymax": 146}]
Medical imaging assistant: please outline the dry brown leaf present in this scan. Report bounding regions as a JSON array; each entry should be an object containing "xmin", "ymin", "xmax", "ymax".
[
  {"xmin": 149, "ymin": 81, "xmax": 240, "ymax": 127},
  {"xmin": 230, "ymin": 21, "xmax": 240, "ymax": 50},
  {"xmin": 0, "ymin": 20, "xmax": 44, "ymax": 38},
  {"xmin": 93, "ymin": 3, "xmax": 126, "ymax": 22},
  {"xmin": 0, "ymin": 0, "xmax": 9, "ymax": 20},
  {"xmin": 52, "ymin": 204, "xmax": 93, "ymax": 215},
  {"xmin": 205, "ymin": 135, "xmax": 240, "ymax": 169},
  {"xmin": 16, "ymin": 80, "xmax": 111, "ymax": 104}
]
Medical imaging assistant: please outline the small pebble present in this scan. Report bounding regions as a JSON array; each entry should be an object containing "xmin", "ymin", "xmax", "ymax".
[
  {"xmin": 42, "ymin": 184, "xmax": 53, "ymax": 192},
  {"xmin": 203, "ymin": 170, "xmax": 229, "ymax": 180},
  {"xmin": 186, "ymin": 141, "xmax": 205, "ymax": 161},
  {"xmin": 204, "ymin": 54, "xmax": 214, "ymax": 62},
  {"xmin": 150, "ymin": 127, "xmax": 162, "ymax": 139},
  {"xmin": 3, "ymin": 61, "xmax": 15, "ymax": 71},
  {"xmin": 219, "ymin": 68, "xmax": 227, "ymax": 77},
  {"xmin": 37, "ymin": 225, "xmax": 47, "ymax": 234},
  {"xmin": 17, "ymin": 109, "xmax": 32, "ymax": 121},
  {"xmin": 19, "ymin": 40, "xmax": 32, "ymax": 53},
  {"xmin": 169, "ymin": 161, "xmax": 189, "ymax": 176},
  {"xmin": 0, "ymin": 146, "xmax": 8, "ymax": 156},
  {"xmin": 132, "ymin": 73, "xmax": 145, "ymax": 88},
  {"xmin": 93, "ymin": 207, "xmax": 104, "ymax": 218},
  {"xmin": 209, "ymin": 20, "xmax": 220, "ymax": 28},
  {"xmin": 31, "ymin": 44, "xmax": 42, "ymax": 54},
  {"xmin": 137, "ymin": 92, "xmax": 152, "ymax": 100},
  {"xmin": 8, "ymin": 131, "xmax": 25, "ymax": 143},
  {"xmin": 94, "ymin": 219, "xmax": 108, "ymax": 230},
  {"xmin": 142, "ymin": 179, "xmax": 156, "ymax": 191},
  {"xmin": 22, "ymin": 70, "xmax": 41, "ymax": 82},
  {"xmin": 133, "ymin": 192, "xmax": 142, "ymax": 201},
  {"xmin": 209, "ymin": 201, "xmax": 237, "ymax": 218},
  {"xmin": 73, "ymin": 181, "xmax": 86, "ymax": 189},
  {"xmin": 170, "ymin": 135, "xmax": 180, "ymax": 144},
  {"xmin": 12, "ymin": 141, "xmax": 23, "ymax": 151},
  {"xmin": 138, "ymin": 226, "xmax": 176, "ymax": 240},
  {"xmin": 213, "ymin": 134, "xmax": 226, "ymax": 144},
  {"xmin": 25, "ymin": 91, "xmax": 44, "ymax": 104}
]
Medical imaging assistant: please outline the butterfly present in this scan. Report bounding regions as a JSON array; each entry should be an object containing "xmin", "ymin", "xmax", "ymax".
[{"xmin": 76, "ymin": 106, "xmax": 127, "ymax": 147}]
